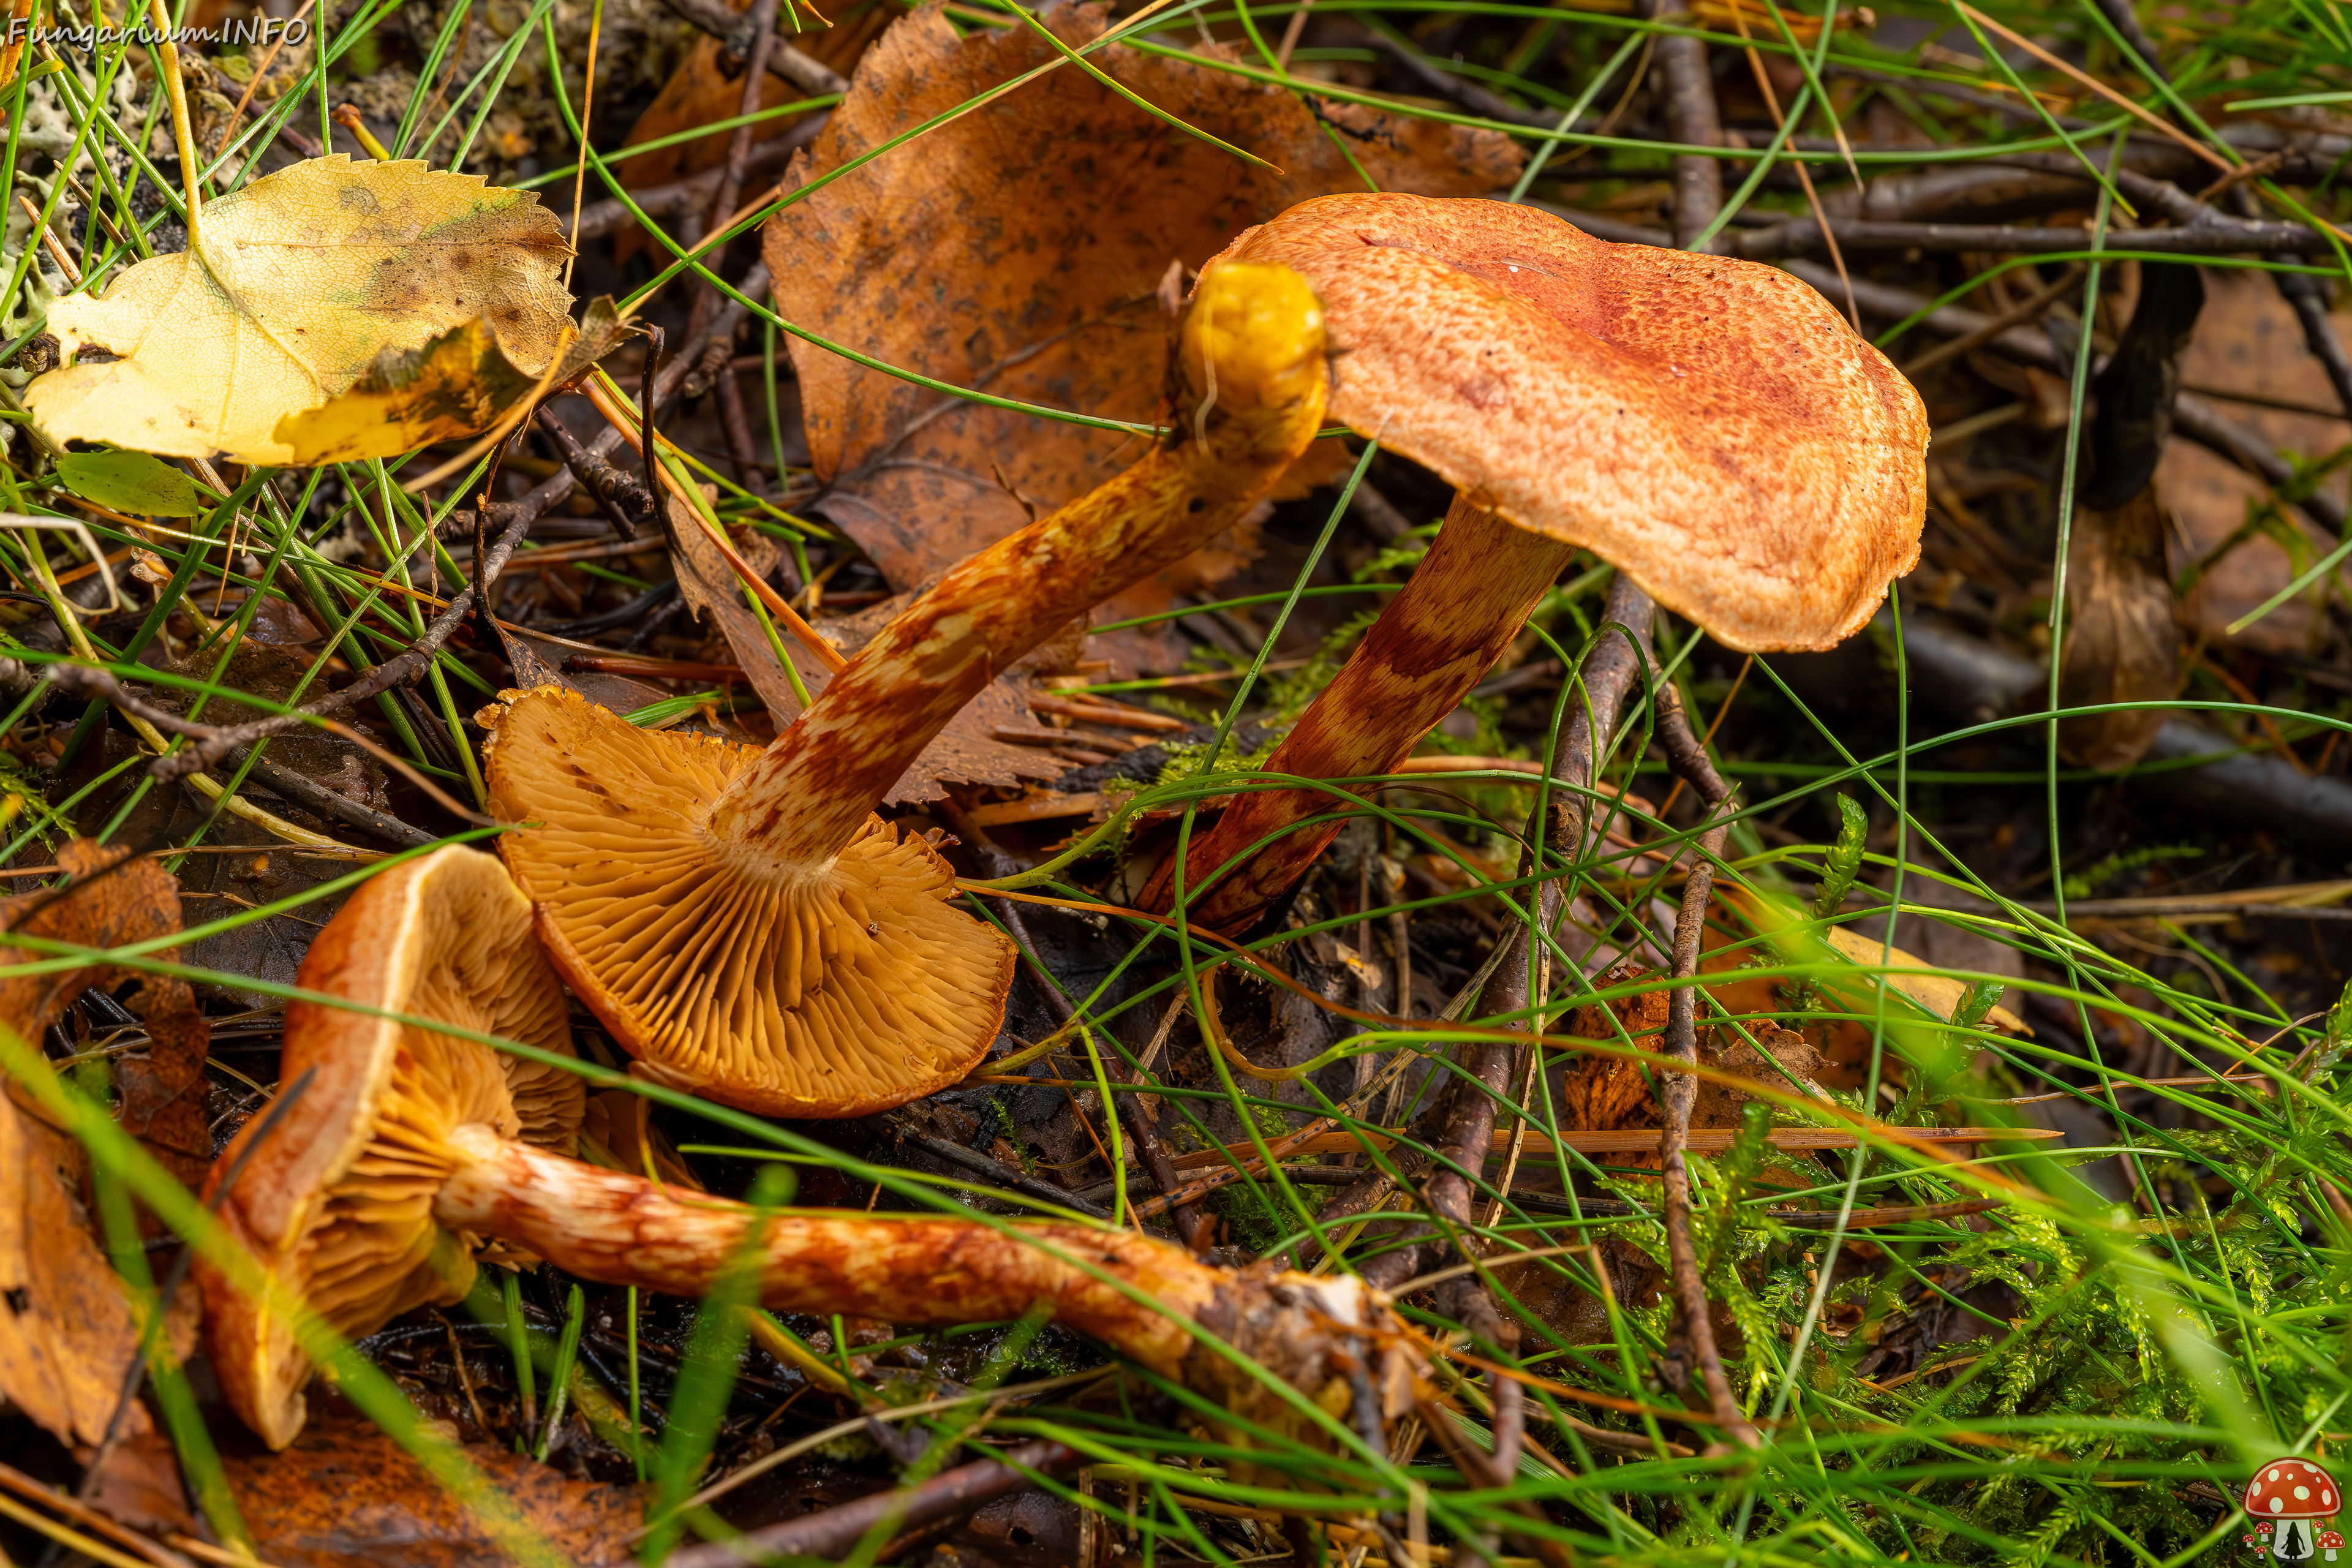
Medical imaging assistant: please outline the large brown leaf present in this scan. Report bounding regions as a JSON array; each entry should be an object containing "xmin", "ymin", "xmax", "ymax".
[
  {"xmin": 0, "ymin": 840, "xmax": 211, "ymax": 1186},
  {"xmin": 763, "ymin": 1, "xmax": 1520, "ymax": 668},
  {"xmin": 0, "ymin": 842, "xmax": 208, "ymax": 1472},
  {"xmin": 224, "ymin": 1413, "xmax": 646, "ymax": 1568},
  {"xmin": 0, "ymin": 1089, "xmax": 195, "ymax": 1452}
]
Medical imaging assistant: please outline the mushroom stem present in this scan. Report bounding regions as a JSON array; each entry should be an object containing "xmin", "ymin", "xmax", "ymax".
[
  {"xmin": 431, "ymin": 1126, "xmax": 1376, "ymax": 1399},
  {"xmin": 1142, "ymin": 492, "xmax": 1576, "ymax": 932},
  {"xmin": 706, "ymin": 263, "xmax": 1330, "ymax": 869}
]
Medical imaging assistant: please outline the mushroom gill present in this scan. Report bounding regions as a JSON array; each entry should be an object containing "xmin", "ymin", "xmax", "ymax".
[
  {"xmin": 485, "ymin": 689, "xmax": 1011, "ymax": 1114},
  {"xmin": 198, "ymin": 845, "xmax": 581, "ymax": 1450}
]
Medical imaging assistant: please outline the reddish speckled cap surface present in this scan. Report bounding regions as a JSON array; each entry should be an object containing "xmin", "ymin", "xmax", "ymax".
[{"xmin": 1213, "ymin": 192, "xmax": 1929, "ymax": 652}]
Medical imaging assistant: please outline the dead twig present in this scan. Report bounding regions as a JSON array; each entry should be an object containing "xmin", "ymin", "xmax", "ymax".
[
  {"xmin": 649, "ymin": 0, "xmax": 847, "ymax": 96},
  {"xmin": 866, "ymin": 1114, "xmax": 1112, "ymax": 1220},
  {"xmin": 64, "ymin": 472, "xmax": 567, "ymax": 782},
  {"xmin": 226, "ymin": 747, "xmax": 437, "ymax": 848},
  {"xmin": 567, "ymin": 130, "xmax": 818, "ymax": 240},
  {"xmin": 1656, "ymin": 0, "xmax": 1724, "ymax": 249},
  {"xmin": 535, "ymin": 407, "xmax": 655, "ymax": 538},
  {"xmin": 658, "ymin": 1439, "xmax": 1082, "ymax": 1568},
  {"xmin": 1899, "ymin": 262, "xmax": 2083, "ymax": 379},
  {"xmin": 1729, "ymin": 213, "xmax": 2320, "ymax": 260},
  {"xmin": 1406, "ymin": 575, "xmax": 1651, "ymax": 1461},
  {"xmin": 1648, "ymin": 677, "xmax": 1759, "ymax": 1449}
]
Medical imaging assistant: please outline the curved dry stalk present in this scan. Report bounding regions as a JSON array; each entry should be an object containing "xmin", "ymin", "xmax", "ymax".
[
  {"xmin": 1638, "ymin": 9, "xmax": 1760, "ymax": 1452},
  {"xmin": 1373, "ymin": 577, "xmax": 1652, "ymax": 1480},
  {"xmin": 1317, "ymin": 579, "xmax": 1653, "ymax": 1287},
  {"xmin": 1649, "ymin": 678, "xmax": 1760, "ymax": 1450}
]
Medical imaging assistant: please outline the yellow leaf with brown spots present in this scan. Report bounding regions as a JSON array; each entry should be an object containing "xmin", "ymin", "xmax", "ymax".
[
  {"xmin": 275, "ymin": 296, "xmax": 628, "ymax": 466},
  {"xmin": 26, "ymin": 156, "xmax": 570, "ymax": 465}
]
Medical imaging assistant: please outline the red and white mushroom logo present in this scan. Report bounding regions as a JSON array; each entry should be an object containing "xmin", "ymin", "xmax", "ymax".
[{"xmin": 2246, "ymin": 1460, "xmax": 2341, "ymax": 1562}]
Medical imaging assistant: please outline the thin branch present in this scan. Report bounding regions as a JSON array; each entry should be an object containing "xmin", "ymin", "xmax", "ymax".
[
  {"xmin": 1730, "ymin": 212, "xmax": 2320, "ymax": 259},
  {"xmin": 565, "ymin": 127, "xmax": 819, "ymax": 241},
  {"xmin": 660, "ymin": 1439, "xmax": 1081, "ymax": 1568},
  {"xmin": 865, "ymin": 1114, "xmax": 1113, "ymax": 1219},
  {"xmin": 1649, "ymin": 677, "xmax": 1760, "ymax": 1449},
  {"xmin": 536, "ymin": 406, "xmax": 654, "ymax": 538},
  {"xmin": 1362, "ymin": 29, "xmax": 1559, "ymax": 130},
  {"xmin": 116, "ymin": 486, "xmax": 546, "ymax": 781},
  {"xmin": 1655, "ymin": 0, "xmax": 1724, "ymax": 249},
  {"xmin": 649, "ymin": 0, "xmax": 847, "ymax": 95}
]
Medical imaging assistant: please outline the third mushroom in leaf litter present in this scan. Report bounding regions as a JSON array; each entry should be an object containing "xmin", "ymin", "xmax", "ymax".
[{"xmin": 199, "ymin": 845, "xmax": 1425, "ymax": 1468}]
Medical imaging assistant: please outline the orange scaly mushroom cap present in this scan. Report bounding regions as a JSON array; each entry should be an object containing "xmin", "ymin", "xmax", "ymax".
[
  {"xmin": 481, "ymin": 687, "xmax": 1014, "ymax": 1117},
  {"xmin": 196, "ymin": 846, "xmax": 582, "ymax": 1450},
  {"xmin": 1218, "ymin": 192, "xmax": 1927, "ymax": 652}
]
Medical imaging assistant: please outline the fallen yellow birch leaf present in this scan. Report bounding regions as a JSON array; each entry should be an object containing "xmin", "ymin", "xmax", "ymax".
[
  {"xmin": 275, "ymin": 295, "xmax": 628, "ymax": 465},
  {"xmin": 25, "ymin": 156, "xmax": 570, "ymax": 465},
  {"xmin": 1819, "ymin": 922, "xmax": 2030, "ymax": 1035},
  {"xmin": 1723, "ymin": 884, "xmax": 2030, "ymax": 1034}
]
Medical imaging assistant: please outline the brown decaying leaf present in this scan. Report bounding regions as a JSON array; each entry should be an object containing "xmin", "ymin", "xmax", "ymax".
[
  {"xmin": 222, "ymin": 1412, "xmax": 647, "ymax": 1568},
  {"xmin": 1558, "ymin": 962, "xmax": 1825, "ymax": 1140},
  {"xmin": 0, "ymin": 1087, "xmax": 197, "ymax": 1453},
  {"xmin": 0, "ymin": 840, "xmax": 211, "ymax": 1185},
  {"xmin": 2157, "ymin": 265, "xmax": 2352, "ymax": 653},
  {"xmin": 1560, "ymin": 962, "xmax": 1673, "ymax": 1134},
  {"xmin": 763, "ymin": 0, "xmax": 1520, "ymax": 669},
  {"xmin": 84, "ymin": 1428, "xmax": 198, "ymax": 1535},
  {"xmin": 2059, "ymin": 483, "xmax": 2182, "ymax": 771},
  {"xmin": 666, "ymin": 494, "xmax": 1058, "ymax": 801}
]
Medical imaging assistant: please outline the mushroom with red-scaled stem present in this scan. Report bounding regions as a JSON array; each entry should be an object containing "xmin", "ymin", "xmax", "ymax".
[
  {"xmin": 198, "ymin": 846, "xmax": 1420, "ymax": 1460},
  {"xmin": 478, "ymin": 261, "xmax": 1330, "ymax": 1118},
  {"xmin": 1136, "ymin": 192, "xmax": 1928, "ymax": 932}
]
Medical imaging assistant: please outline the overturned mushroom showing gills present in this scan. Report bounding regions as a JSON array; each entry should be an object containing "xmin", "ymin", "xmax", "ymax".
[
  {"xmin": 1144, "ymin": 193, "xmax": 1927, "ymax": 931},
  {"xmin": 485, "ymin": 262, "xmax": 1330, "ymax": 1116},
  {"xmin": 203, "ymin": 848, "xmax": 1417, "ymax": 1458},
  {"xmin": 196, "ymin": 846, "xmax": 584, "ymax": 1450}
]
